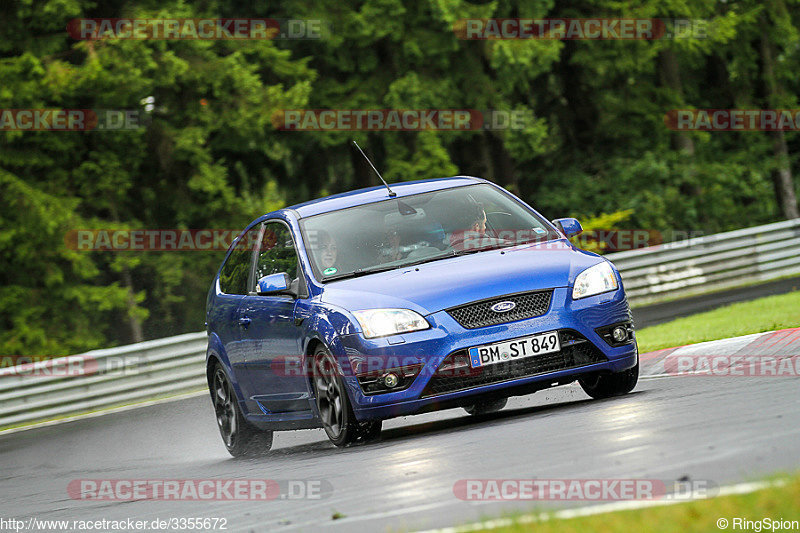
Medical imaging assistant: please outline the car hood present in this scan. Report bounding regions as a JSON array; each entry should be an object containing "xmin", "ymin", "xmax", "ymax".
[{"xmin": 319, "ymin": 239, "xmax": 606, "ymax": 315}]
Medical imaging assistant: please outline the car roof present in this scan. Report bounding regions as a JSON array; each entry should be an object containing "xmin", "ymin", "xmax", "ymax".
[{"xmin": 284, "ymin": 176, "xmax": 487, "ymax": 218}]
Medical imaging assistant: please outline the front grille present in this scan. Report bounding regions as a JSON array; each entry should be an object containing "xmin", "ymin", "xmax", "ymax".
[
  {"xmin": 446, "ymin": 290, "xmax": 553, "ymax": 329},
  {"xmin": 420, "ymin": 330, "xmax": 606, "ymax": 398}
]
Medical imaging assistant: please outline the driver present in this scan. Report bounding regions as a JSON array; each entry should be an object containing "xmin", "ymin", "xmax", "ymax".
[
  {"xmin": 450, "ymin": 202, "xmax": 488, "ymax": 250},
  {"xmin": 383, "ymin": 224, "xmax": 404, "ymax": 262},
  {"xmin": 467, "ymin": 202, "xmax": 487, "ymax": 236}
]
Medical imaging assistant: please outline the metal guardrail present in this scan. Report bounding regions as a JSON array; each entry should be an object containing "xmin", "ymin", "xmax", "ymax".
[
  {"xmin": 606, "ymin": 218, "xmax": 800, "ymax": 306},
  {"xmin": 0, "ymin": 333, "xmax": 208, "ymax": 430},
  {"xmin": 2, "ymin": 219, "xmax": 799, "ymax": 430}
]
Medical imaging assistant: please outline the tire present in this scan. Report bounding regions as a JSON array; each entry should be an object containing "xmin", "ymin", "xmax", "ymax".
[
  {"xmin": 211, "ymin": 364, "xmax": 273, "ymax": 457},
  {"xmin": 312, "ymin": 345, "xmax": 381, "ymax": 447},
  {"xmin": 464, "ymin": 397, "xmax": 508, "ymax": 415},
  {"xmin": 579, "ymin": 362, "xmax": 639, "ymax": 399}
]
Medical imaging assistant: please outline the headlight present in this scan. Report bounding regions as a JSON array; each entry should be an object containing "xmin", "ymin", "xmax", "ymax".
[
  {"xmin": 352, "ymin": 309, "xmax": 429, "ymax": 338},
  {"xmin": 572, "ymin": 262, "xmax": 619, "ymax": 300}
]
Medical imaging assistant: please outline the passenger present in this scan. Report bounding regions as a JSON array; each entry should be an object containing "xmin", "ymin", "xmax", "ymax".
[{"xmin": 315, "ymin": 230, "xmax": 339, "ymax": 273}]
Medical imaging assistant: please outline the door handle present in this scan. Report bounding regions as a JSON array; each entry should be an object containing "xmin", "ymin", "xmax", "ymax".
[{"xmin": 238, "ymin": 316, "xmax": 252, "ymax": 328}]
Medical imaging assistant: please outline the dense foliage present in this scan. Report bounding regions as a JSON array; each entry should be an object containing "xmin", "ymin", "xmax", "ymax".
[{"xmin": 2, "ymin": 0, "xmax": 799, "ymax": 355}]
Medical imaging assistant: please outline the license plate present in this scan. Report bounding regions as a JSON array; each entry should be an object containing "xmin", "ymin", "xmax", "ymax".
[{"xmin": 468, "ymin": 331, "xmax": 560, "ymax": 368}]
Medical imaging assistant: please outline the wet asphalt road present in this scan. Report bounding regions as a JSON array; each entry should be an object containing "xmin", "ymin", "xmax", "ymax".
[{"xmin": 1, "ymin": 372, "xmax": 799, "ymax": 532}]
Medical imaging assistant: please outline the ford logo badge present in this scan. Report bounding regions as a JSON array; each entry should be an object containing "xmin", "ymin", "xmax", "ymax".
[{"xmin": 490, "ymin": 301, "xmax": 516, "ymax": 313}]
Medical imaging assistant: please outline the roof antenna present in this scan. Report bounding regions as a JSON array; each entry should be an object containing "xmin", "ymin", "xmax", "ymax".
[{"xmin": 352, "ymin": 140, "xmax": 396, "ymax": 197}]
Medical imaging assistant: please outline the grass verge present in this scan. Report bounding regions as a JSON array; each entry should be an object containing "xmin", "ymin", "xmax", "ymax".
[
  {"xmin": 636, "ymin": 291, "xmax": 800, "ymax": 353},
  {"xmin": 469, "ymin": 473, "xmax": 800, "ymax": 533}
]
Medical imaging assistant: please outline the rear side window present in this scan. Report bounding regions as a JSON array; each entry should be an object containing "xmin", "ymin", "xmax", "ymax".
[{"xmin": 219, "ymin": 225, "xmax": 262, "ymax": 294}]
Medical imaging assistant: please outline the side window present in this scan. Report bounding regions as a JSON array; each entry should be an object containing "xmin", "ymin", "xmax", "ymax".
[
  {"xmin": 219, "ymin": 225, "xmax": 262, "ymax": 294},
  {"xmin": 256, "ymin": 222, "xmax": 299, "ymax": 282}
]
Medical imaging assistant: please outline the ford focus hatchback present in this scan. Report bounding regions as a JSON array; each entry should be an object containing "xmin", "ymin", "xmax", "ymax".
[{"xmin": 206, "ymin": 177, "xmax": 638, "ymax": 456}]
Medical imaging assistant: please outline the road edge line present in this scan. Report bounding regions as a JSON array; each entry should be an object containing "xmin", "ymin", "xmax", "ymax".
[{"xmin": 413, "ymin": 479, "xmax": 787, "ymax": 533}]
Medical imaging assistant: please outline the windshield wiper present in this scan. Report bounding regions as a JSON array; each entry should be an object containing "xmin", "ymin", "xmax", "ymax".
[
  {"xmin": 402, "ymin": 247, "xmax": 489, "ymax": 268},
  {"xmin": 323, "ymin": 248, "xmax": 492, "ymax": 282},
  {"xmin": 403, "ymin": 250, "xmax": 459, "ymax": 266},
  {"xmin": 322, "ymin": 263, "xmax": 403, "ymax": 282},
  {"xmin": 351, "ymin": 264, "xmax": 402, "ymax": 277},
  {"xmin": 503, "ymin": 236, "xmax": 557, "ymax": 248},
  {"xmin": 453, "ymin": 246, "xmax": 496, "ymax": 255},
  {"xmin": 354, "ymin": 251, "xmax": 462, "ymax": 273}
]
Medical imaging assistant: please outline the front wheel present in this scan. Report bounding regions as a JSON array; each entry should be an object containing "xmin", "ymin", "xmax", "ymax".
[
  {"xmin": 313, "ymin": 346, "xmax": 381, "ymax": 447},
  {"xmin": 464, "ymin": 397, "xmax": 508, "ymax": 415},
  {"xmin": 211, "ymin": 364, "xmax": 273, "ymax": 457},
  {"xmin": 579, "ymin": 362, "xmax": 639, "ymax": 399}
]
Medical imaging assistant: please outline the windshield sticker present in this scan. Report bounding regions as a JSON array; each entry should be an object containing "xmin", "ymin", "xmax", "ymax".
[
  {"xmin": 323, "ymin": 267, "xmax": 338, "ymax": 275},
  {"xmin": 533, "ymin": 227, "xmax": 546, "ymax": 234}
]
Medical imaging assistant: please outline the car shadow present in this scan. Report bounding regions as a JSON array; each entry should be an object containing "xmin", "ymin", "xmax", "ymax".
[
  {"xmin": 378, "ymin": 392, "xmax": 647, "ymax": 444},
  {"xmin": 239, "ymin": 389, "xmax": 648, "ymax": 460}
]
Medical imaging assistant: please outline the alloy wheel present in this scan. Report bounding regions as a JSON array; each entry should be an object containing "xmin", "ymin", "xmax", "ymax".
[
  {"xmin": 314, "ymin": 352, "xmax": 344, "ymax": 439},
  {"xmin": 213, "ymin": 367, "xmax": 237, "ymax": 448}
]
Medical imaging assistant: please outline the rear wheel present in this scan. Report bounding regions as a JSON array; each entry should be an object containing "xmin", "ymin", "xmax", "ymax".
[
  {"xmin": 211, "ymin": 364, "xmax": 273, "ymax": 457},
  {"xmin": 579, "ymin": 362, "xmax": 639, "ymax": 399},
  {"xmin": 464, "ymin": 397, "xmax": 508, "ymax": 415},
  {"xmin": 313, "ymin": 345, "xmax": 381, "ymax": 447}
]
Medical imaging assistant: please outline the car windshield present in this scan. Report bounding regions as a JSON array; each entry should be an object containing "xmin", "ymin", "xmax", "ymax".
[{"xmin": 300, "ymin": 183, "xmax": 560, "ymax": 281}]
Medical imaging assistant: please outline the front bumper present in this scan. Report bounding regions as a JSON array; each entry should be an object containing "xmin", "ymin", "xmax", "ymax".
[{"xmin": 334, "ymin": 287, "xmax": 637, "ymax": 421}]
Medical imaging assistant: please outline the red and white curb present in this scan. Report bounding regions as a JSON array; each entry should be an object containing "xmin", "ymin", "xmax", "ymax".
[{"xmin": 639, "ymin": 327, "xmax": 800, "ymax": 378}]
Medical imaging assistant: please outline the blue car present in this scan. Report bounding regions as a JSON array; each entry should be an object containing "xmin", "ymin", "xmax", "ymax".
[{"xmin": 206, "ymin": 177, "xmax": 638, "ymax": 455}]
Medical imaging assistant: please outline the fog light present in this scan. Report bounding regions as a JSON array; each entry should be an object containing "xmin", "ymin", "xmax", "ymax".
[
  {"xmin": 612, "ymin": 326, "xmax": 627, "ymax": 342},
  {"xmin": 383, "ymin": 372, "xmax": 399, "ymax": 388}
]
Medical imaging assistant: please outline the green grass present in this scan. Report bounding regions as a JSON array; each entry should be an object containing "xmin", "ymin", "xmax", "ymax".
[
  {"xmin": 469, "ymin": 473, "xmax": 800, "ymax": 533},
  {"xmin": 636, "ymin": 291, "xmax": 800, "ymax": 353}
]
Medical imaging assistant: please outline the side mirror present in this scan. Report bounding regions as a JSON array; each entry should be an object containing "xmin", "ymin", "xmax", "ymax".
[
  {"xmin": 552, "ymin": 218, "xmax": 583, "ymax": 238},
  {"xmin": 256, "ymin": 273, "xmax": 294, "ymax": 296}
]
